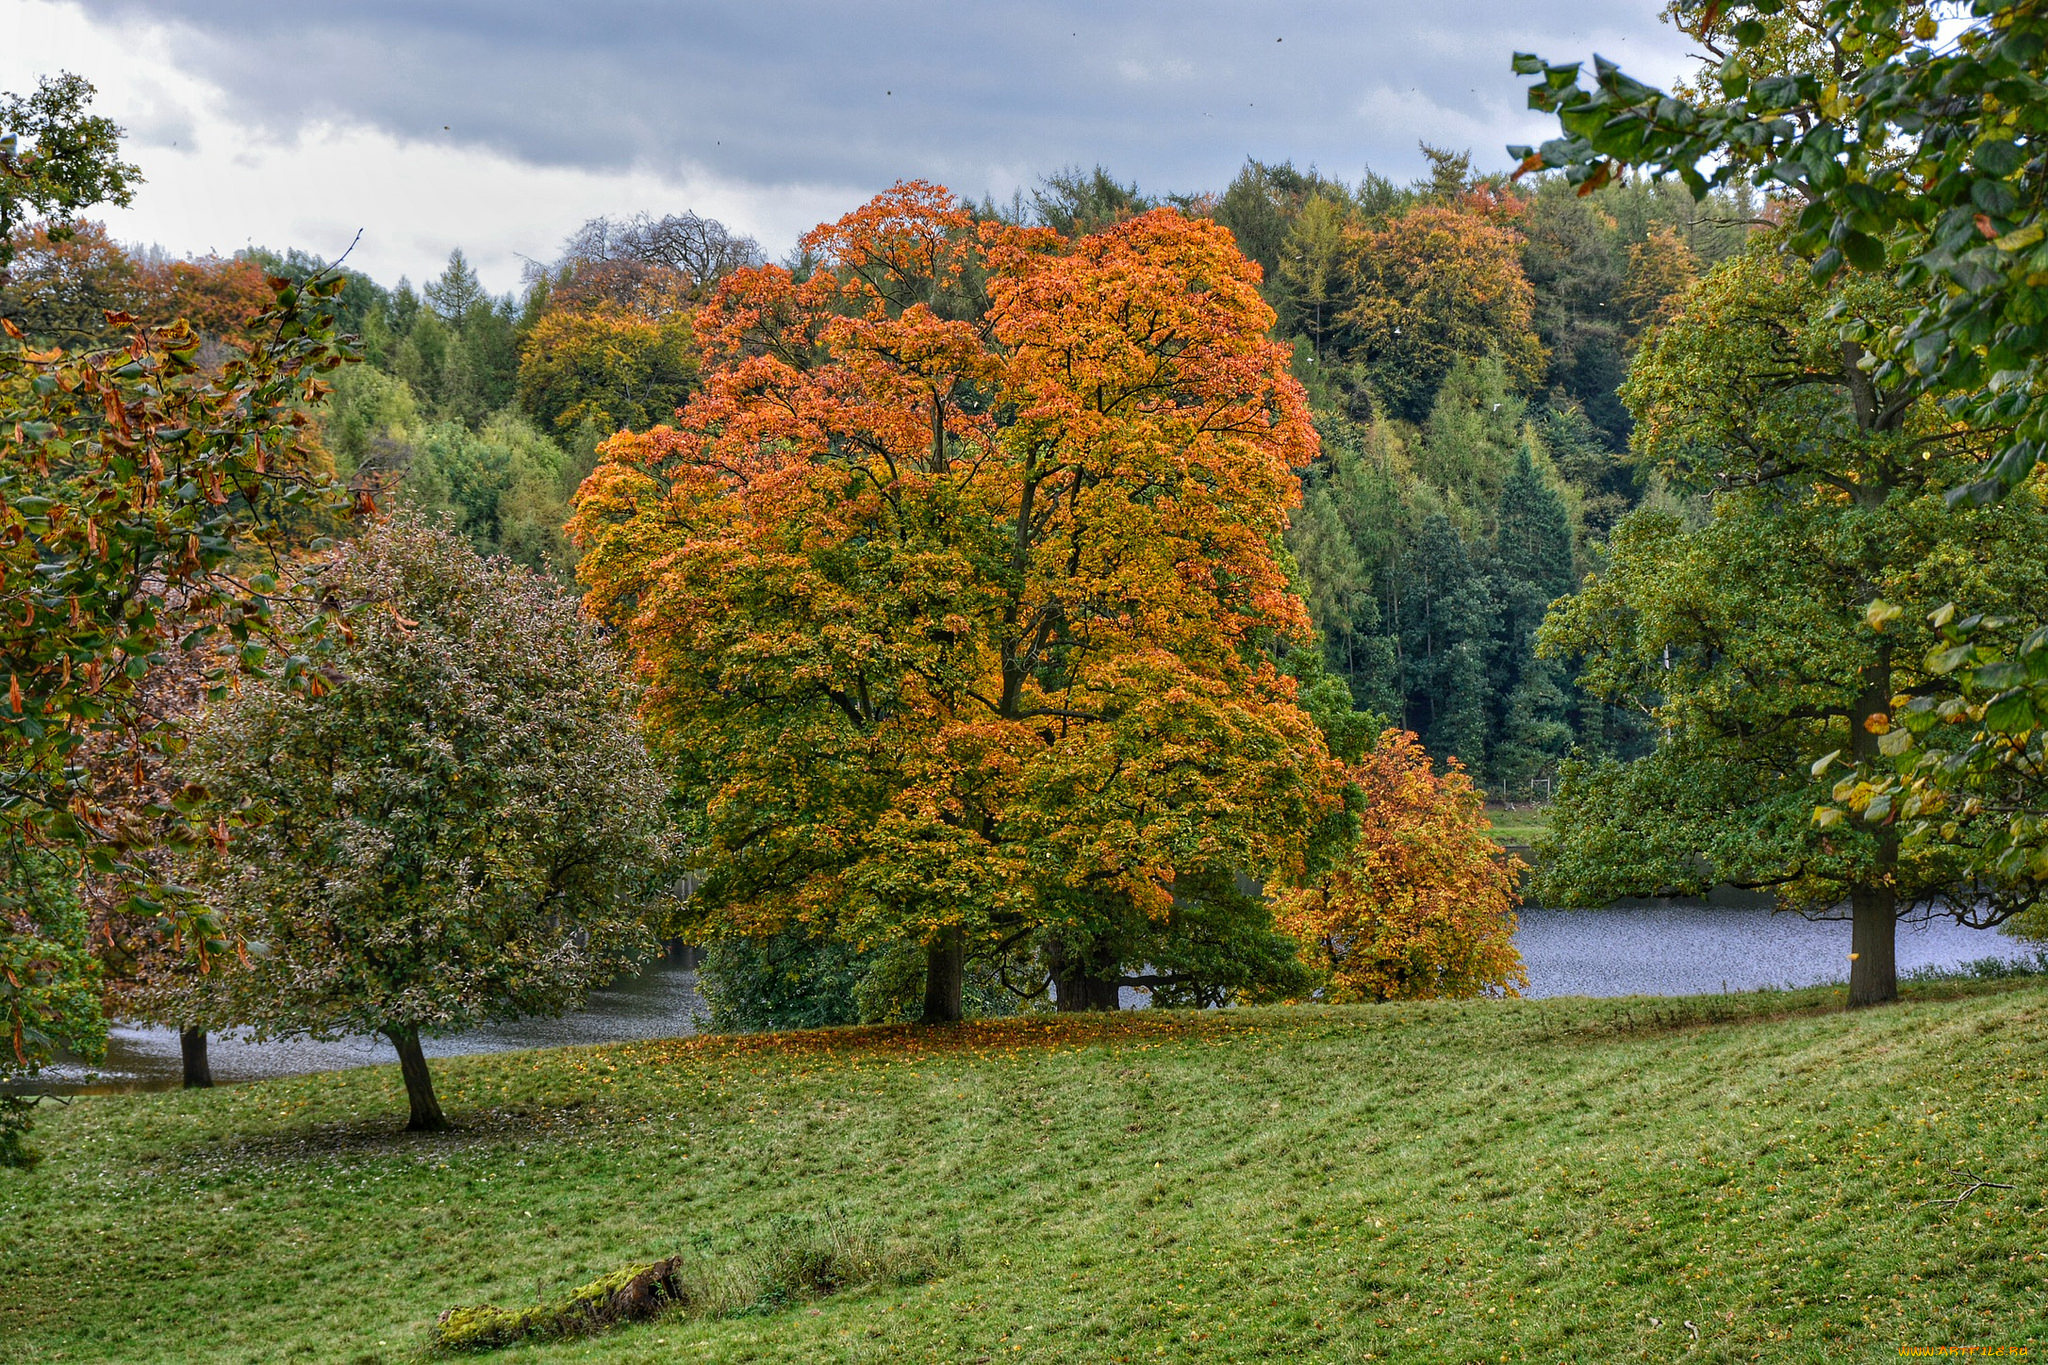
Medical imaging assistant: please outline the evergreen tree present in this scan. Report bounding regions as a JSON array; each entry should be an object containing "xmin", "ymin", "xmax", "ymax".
[
  {"xmin": 1390, "ymin": 512, "xmax": 1497, "ymax": 775},
  {"xmin": 1417, "ymin": 357, "xmax": 1525, "ymax": 515},
  {"xmin": 392, "ymin": 308, "xmax": 449, "ymax": 409},
  {"xmin": 423, "ymin": 246, "xmax": 488, "ymax": 321},
  {"xmin": 1489, "ymin": 448, "xmax": 1576, "ymax": 793}
]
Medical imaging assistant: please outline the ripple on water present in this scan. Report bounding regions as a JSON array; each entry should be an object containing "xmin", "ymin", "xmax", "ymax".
[{"xmin": 1513, "ymin": 903, "xmax": 2040, "ymax": 999}]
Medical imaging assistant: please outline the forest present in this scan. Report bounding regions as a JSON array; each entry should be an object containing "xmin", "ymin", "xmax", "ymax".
[{"xmin": 0, "ymin": 146, "xmax": 1746, "ymax": 798}]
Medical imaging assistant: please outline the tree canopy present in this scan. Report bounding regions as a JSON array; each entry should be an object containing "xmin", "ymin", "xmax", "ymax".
[
  {"xmin": 1537, "ymin": 241, "xmax": 2048, "ymax": 1002},
  {"xmin": 573, "ymin": 182, "xmax": 1341, "ymax": 1016},
  {"xmin": 178, "ymin": 516, "xmax": 679, "ymax": 1129}
]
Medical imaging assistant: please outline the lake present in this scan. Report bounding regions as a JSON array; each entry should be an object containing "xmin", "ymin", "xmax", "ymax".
[{"xmin": 29, "ymin": 905, "xmax": 2043, "ymax": 1093}]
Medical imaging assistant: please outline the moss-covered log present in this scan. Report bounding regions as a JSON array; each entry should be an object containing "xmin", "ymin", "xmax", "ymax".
[{"xmin": 434, "ymin": 1257, "xmax": 687, "ymax": 1351}]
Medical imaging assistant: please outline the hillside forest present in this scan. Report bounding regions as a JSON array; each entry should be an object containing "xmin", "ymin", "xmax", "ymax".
[{"xmin": 0, "ymin": 151, "xmax": 1749, "ymax": 800}]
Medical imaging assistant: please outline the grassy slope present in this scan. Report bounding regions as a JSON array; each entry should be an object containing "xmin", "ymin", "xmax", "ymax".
[
  {"xmin": 1484, "ymin": 807, "xmax": 1552, "ymax": 847},
  {"xmin": 3, "ymin": 982, "xmax": 2044, "ymax": 1364}
]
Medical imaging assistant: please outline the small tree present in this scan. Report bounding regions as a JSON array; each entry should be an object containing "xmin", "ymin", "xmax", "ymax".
[
  {"xmin": 180, "ymin": 516, "xmax": 678, "ymax": 1130},
  {"xmin": 1275, "ymin": 729, "xmax": 1527, "ymax": 1002}
]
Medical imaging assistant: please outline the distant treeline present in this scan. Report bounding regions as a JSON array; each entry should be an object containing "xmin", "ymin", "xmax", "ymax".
[{"xmin": 0, "ymin": 148, "xmax": 1752, "ymax": 789}]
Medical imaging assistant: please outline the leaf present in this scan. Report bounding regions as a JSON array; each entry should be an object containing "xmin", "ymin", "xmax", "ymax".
[
  {"xmin": 1983, "ymin": 691, "xmax": 2038, "ymax": 733},
  {"xmin": 1928, "ymin": 644, "xmax": 1977, "ymax": 675},
  {"xmin": 1840, "ymin": 230, "xmax": 1886, "ymax": 271}
]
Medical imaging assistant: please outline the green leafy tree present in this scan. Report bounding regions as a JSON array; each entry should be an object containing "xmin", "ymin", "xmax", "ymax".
[
  {"xmin": 1827, "ymin": 600, "xmax": 2048, "ymax": 942},
  {"xmin": 1518, "ymin": 1, "xmax": 2048, "ymax": 907},
  {"xmin": 400, "ymin": 414, "xmax": 577, "ymax": 575},
  {"xmin": 1537, "ymin": 244, "xmax": 2048, "ymax": 1004},
  {"xmin": 1512, "ymin": 0, "xmax": 2047, "ymax": 504},
  {"xmin": 0, "ymin": 73, "xmax": 139, "ymax": 280},
  {"xmin": 178, "ymin": 517, "xmax": 679, "ymax": 1130}
]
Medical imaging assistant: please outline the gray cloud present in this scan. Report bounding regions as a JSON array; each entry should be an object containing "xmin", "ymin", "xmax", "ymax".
[{"xmin": 73, "ymin": 0, "xmax": 1694, "ymax": 206}]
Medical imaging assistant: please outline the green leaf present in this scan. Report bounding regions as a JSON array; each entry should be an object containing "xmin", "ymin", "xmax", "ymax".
[
  {"xmin": 1840, "ymin": 230, "xmax": 1886, "ymax": 271},
  {"xmin": 1983, "ymin": 691, "xmax": 2038, "ymax": 732},
  {"xmin": 1928, "ymin": 644, "xmax": 1976, "ymax": 674}
]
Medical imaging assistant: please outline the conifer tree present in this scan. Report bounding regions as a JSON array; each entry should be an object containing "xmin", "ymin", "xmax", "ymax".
[{"xmin": 1490, "ymin": 448, "xmax": 1576, "ymax": 793}]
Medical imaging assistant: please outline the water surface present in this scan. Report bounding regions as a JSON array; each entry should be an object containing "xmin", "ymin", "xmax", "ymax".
[
  {"xmin": 1514, "ymin": 903, "xmax": 2039, "ymax": 998},
  {"xmin": 28, "ymin": 906, "xmax": 2041, "ymax": 1093},
  {"xmin": 39, "ymin": 957, "xmax": 708, "ymax": 1094}
]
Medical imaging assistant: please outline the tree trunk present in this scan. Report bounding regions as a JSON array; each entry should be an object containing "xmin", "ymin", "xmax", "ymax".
[
  {"xmin": 921, "ymin": 928, "xmax": 964, "ymax": 1024},
  {"xmin": 179, "ymin": 1027, "xmax": 212, "ymax": 1090},
  {"xmin": 1846, "ymin": 649, "xmax": 1900, "ymax": 1007},
  {"xmin": 1848, "ymin": 884, "xmax": 1900, "ymax": 1006},
  {"xmin": 383, "ymin": 1026, "xmax": 449, "ymax": 1131},
  {"xmin": 1049, "ymin": 942, "xmax": 1121, "ymax": 1012}
]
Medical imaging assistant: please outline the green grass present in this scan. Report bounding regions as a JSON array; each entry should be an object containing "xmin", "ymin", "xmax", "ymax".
[
  {"xmin": 1485, "ymin": 806, "xmax": 1553, "ymax": 846},
  {"xmin": 4, "ymin": 980, "xmax": 2045, "ymax": 1363}
]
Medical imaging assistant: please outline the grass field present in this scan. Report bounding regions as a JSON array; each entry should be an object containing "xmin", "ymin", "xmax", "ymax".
[
  {"xmin": 4, "ymin": 979, "xmax": 2044, "ymax": 1363},
  {"xmin": 1484, "ymin": 806, "xmax": 1553, "ymax": 847}
]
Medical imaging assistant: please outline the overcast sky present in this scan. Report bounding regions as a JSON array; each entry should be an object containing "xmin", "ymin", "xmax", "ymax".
[{"xmin": 4, "ymin": 0, "xmax": 1696, "ymax": 294}]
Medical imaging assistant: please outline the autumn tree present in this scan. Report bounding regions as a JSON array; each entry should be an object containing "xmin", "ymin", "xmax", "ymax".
[
  {"xmin": 1536, "ymin": 244, "xmax": 2048, "ymax": 1004},
  {"xmin": 2, "ymin": 270, "xmax": 356, "ymax": 1156},
  {"xmin": 574, "ymin": 183, "xmax": 1340, "ymax": 1018},
  {"xmin": 178, "ymin": 517, "xmax": 678, "ymax": 1130},
  {"xmin": 1276, "ymin": 729, "xmax": 1525, "ymax": 1001},
  {"xmin": 1342, "ymin": 203, "xmax": 1544, "ymax": 422},
  {"xmin": 133, "ymin": 253, "xmax": 273, "ymax": 339},
  {"xmin": 516, "ymin": 306, "xmax": 698, "ymax": 435},
  {"xmin": 0, "ymin": 218, "xmax": 139, "ymax": 347}
]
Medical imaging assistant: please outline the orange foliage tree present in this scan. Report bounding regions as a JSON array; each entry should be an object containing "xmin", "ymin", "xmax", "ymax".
[
  {"xmin": 1275, "ymin": 729, "xmax": 1526, "ymax": 1002},
  {"xmin": 573, "ymin": 182, "xmax": 1341, "ymax": 1017},
  {"xmin": 134, "ymin": 254, "xmax": 273, "ymax": 339},
  {"xmin": 0, "ymin": 219, "xmax": 139, "ymax": 347}
]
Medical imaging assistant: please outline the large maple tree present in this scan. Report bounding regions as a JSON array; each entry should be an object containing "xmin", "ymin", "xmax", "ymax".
[{"xmin": 573, "ymin": 183, "xmax": 1341, "ymax": 1017}]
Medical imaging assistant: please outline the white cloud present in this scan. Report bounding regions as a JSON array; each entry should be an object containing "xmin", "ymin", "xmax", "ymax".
[
  {"xmin": 2, "ymin": 0, "xmax": 858, "ymax": 291},
  {"xmin": 4, "ymin": 0, "xmax": 1699, "ymax": 292},
  {"xmin": 1117, "ymin": 56, "xmax": 1197, "ymax": 84}
]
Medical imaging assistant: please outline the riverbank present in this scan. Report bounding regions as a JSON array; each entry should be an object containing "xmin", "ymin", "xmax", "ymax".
[
  {"xmin": 37, "ymin": 907, "xmax": 2039, "ymax": 1094},
  {"xmin": 4, "ymin": 977, "xmax": 2043, "ymax": 1362}
]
